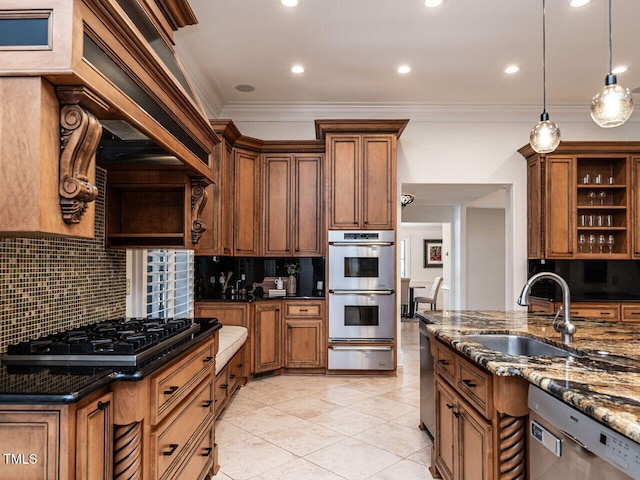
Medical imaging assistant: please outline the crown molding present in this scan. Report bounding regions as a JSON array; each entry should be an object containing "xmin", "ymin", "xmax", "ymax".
[{"xmin": 215, "ymin": 102, "xmax": 640, "ymax": 124}]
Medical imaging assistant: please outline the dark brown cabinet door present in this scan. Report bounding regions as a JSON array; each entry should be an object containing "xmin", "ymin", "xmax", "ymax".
[
  {"xmin": 263, "ymin": 155, "xmax": 292, "ymax": 256},
  {"xmin": 254, "ymin": 302, "xmax": 282, "ymax": 372},
  {"xmin": 293, "ymin": 154, "xmax": 323, "ymax": 255},
  {"xmin": 458, "ymin": 400, "xmax": 492, "ymax": 480},
  {"xmin": 545, "ymin": 156, "xmax": 575, "ymax": 258},
  {"xmin": 362, "ymin": 135, "xmax": 395, "ymax": 229},
  {"xmin": 327, "ymin": 135, "xmax": 360, "ymax": 229},
  {"xmin": 284, "ymin": 319, "xmax": 323, "ymax": 368},
  {"xmin": 76, "ymin": 391, "xmax": 113, "ymax": 480},
  {"xmin": 234, "ymin": 149, "xmax": 260, "ymax": 256},
  {"xmin": 633, "ymin": 157, "xmax": 640, "ymax": 258}
]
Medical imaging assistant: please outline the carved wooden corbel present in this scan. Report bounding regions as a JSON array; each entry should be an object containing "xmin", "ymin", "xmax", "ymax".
[
  {"xmin": 190, "ymin": 177, "xmax": 208, "ymax": 244},
  {"xmin": 59, "ymin": 104, "xmax": 102, "ymax": 224}
]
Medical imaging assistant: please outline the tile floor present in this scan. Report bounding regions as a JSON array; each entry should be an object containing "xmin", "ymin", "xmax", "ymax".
[{"xmin": 215, "ymin": 321, "xmax": 434, "ymax": 480}]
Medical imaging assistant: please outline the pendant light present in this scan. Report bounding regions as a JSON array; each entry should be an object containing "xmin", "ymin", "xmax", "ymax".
[
  {"xmin": 530, "ymin": 0, "xmax": 561, "ymax": 154},
  {"xmin": 590, "ymin": 0, "xmax": 634, "ymax": 128}
]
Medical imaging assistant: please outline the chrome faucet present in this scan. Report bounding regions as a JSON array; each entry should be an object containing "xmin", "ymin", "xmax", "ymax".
[{"xmin": 517, "ymin": 272, "xmax": 576, "ymax": 345}]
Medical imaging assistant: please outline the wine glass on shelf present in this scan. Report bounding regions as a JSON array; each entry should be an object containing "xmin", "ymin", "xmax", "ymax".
[
  {"xmin": 578, "ymin": 234, "xmax": 586, "ymax": 253},
  {"xmin": 599, "ymin": 191, "xmax": 607, "ymax": 206},
  {"xmin": 607, "ymin": 235, "xmax": 615, "ymax": 254},
  {"xmin": 588, "ymin": 191, "xmax": 597, "ymax": 205},
  {"xmin": 598, "ymin": 234, "xmax": 606, "ymax": 254},
  {"xmin": 588, "ymin": 234, "xmax": 596, "ymax": 254}
]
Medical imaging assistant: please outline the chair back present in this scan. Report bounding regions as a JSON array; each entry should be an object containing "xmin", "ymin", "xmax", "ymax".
[
  {"xmin": 400, "ymin": 277, "xmax": 410, "ymax": 303},
  {"xmin": 430, "ymin": 276, "xmax": 443, "ymax": 298}
]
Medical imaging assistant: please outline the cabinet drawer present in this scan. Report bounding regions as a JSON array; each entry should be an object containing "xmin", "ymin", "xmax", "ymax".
[
  {"xmin": 214, "ymin": 369, "xmax": 229, "ymax": 416},
  {"xmin": 433, "ymin": 341, "xmax": 456, "ymax": 381},
  {"xmin": 170, "ymin": 425, "xmax": 214, "ymax": 480},
  {"xmin": 151, "ymin": 378, "xmax": 213, "ymax": 480},
  {"xmin": 570, "ymin": 305, "xmax": 619, "ymax": 321},
  {"xmin": 285, "ymin": 302, "xmax": 322, "ymax": 317},
  {"xmin": 622, "ymin": 305, "xmax": 640, "ymax": 322},
  {"xmin": 228, "ymin": 348, "xmax": 245, "ymax": 392},
  {"xmin": 151, "ymin": 339, "xmax": 215, "ymax": 425},
  {"xmin": 456, "ymin": 359, "xmax": 492, "ymax": 418}
]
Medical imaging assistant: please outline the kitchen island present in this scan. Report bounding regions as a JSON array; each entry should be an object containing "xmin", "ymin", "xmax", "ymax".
[{"xmin": 418, "ymin": 310, "xmax": 640, "ymax": 443}]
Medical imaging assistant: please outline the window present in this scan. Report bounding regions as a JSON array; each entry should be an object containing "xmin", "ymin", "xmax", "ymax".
[
  {"xmin": 400, "ymin": 238, "xmax": 409, "ymax": 277},
  {"xmin": 127, "ymin": 249, "xmax": 194, "ymax": 318}
]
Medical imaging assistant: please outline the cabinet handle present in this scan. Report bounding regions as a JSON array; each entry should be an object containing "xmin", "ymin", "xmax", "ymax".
[
  {"xmin": 446, "ymin": 403, "xmax": 454, "ymax": 410},
  {"xmin": 438, "ymin": 359, "xmax": 449, "ymax": 366},
  {"xmin": 163, "ymin": 444, "xmax": 179, "ymax": 456},
  {"xmin": 203, "ymin": 356, "xmax": 214, "ymax": 363},
  {"xmin": 230, "ymin": 374, "xmax": 236, "ymax": 379},
  {"xmin": 299, "ymin": 309, "xmax": 308, "ymax": 312},
  {"xmin": 220, "ymin": 384, "xmax": 228, "ymax": 389},
  {"xmin": 453, "ymin": 411, "xmax": 460, "ymax": 419},
  {"xmin": 237, "ymin": 363, "xmax": 244, "ymax": 368},
  {"xmin": 163, "ymin": 386, "xmax": 179, "ymax": 395},
  {"xmin": 97, "ymin": 400, "xmax": 110, "ymax": 410},
  {"xmin": 462, "ymin": 379, "xmax": 477, "ymax": 388},
  {"xmin": 203, "ymin": 447, "xmax": 213, "ymax": 457},
  {"xmin": 203, "ymin": 400, "xmax": 213, "ymax": 408}
]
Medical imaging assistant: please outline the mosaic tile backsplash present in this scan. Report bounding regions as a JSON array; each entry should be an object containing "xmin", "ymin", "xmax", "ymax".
[{"xmin": 0, "ymin": 168, "xmax": 126, "ymax": 353}]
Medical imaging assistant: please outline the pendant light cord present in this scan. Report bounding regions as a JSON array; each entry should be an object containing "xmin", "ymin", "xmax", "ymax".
[
  {"xmin": 542, "ymin": 0, "xmax": 547, "ymax": 114},
  {"xmin": 608, "ymin": 0, "xmax": 613, "ymax": 74}
]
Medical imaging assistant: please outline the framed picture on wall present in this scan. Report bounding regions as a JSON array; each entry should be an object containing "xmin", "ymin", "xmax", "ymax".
[{"xmin": 424, "ymin": 239, "xmax": 443, "ymax": 268}]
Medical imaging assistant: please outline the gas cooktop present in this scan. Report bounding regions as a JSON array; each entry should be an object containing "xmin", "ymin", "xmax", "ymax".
[{"xmin": 2, "ymin": 318, "xmax": 201, "ymax": 367}]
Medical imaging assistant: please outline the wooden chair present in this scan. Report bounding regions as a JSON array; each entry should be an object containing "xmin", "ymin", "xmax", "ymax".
[{"xmin": 400, "ymin": 277, "xmax": 411, "ymax": 317}]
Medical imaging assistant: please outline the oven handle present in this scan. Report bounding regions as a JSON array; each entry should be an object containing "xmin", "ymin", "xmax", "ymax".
[
  {"xmin": 329, "ymin": 289, "xmax": 394, "ymax": 295},
  {"xmin": 329, "ymin": 346, "xmax": 393, "ymax": 351},
  {"xmin": 328, "ymin": 242, "xmax": 394, "ymax": 247}
]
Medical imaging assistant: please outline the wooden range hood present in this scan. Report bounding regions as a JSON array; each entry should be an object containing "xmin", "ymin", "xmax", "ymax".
[{"xmin": 0, "ymin": 0, "xmax": 218, "ymax": 238}]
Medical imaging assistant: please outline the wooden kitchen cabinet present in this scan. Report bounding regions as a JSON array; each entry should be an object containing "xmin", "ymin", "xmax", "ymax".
[
  {"xmin": 519, "ymin": 142, "xmax": 640, "ymax": 260},
  {"xmin": 283, "ymin": 300, "xmax": 325, "ymax": 369},
  {"xmin": 435, "ymin": 377, "xmax": 493, "ymax": 480},
  {"xmin": 253, "ymin": 301, "xmax": 283, "ymax": 373},
  {"xmin": 432, "ymin": 338, "xmax": 527, "ymax": 480},
  {"xmin": 326, "ymin": 134, "xmax": 396, "ymax": 229},
  {"xmin": 263, "ymin": 153, "xmax": 324, "ymax": 256},
  {"xmin": 75, "ymin": 391, "xmax": 113, "ymax": 480},
  {"xmin": 234, "ymin": 148, "xmax": 261, "ymax": 256}
]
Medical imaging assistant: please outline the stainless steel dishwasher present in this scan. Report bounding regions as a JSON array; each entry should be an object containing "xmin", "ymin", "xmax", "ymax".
[
  {"xmin": 418, "ymin": 317, "xmax": 434, "ymax": 439},
  {"xmin": 529, "ymin": 385, "xmax": 640, "ymax": 480}
]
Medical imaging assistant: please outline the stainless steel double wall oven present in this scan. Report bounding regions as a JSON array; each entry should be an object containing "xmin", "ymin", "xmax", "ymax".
[{"xmin": 327, "ymin": 230, "xmax": 395, "ymax": 370}]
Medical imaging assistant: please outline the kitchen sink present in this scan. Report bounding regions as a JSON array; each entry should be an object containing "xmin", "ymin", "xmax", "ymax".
[{"xmin": 463, "ymin": 334, "xmax": 574, "ymax": 357}]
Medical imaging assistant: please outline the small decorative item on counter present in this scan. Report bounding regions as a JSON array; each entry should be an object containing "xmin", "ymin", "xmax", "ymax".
[{"xmin": 285, "ymin": 262, "xmax": 299, "ymax": 296}]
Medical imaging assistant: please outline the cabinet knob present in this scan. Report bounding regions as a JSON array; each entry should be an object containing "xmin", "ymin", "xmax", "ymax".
[
  {"xmin": 163, "ymin": 444, "xmax": 179, "ymax": 456},
  {"xmin": 462, "ymin": 379, "xmax": 477, "ymax": 388},
  {"xmin": 163, "ymin": 386, "xmax": 179, "ymax": 395}
]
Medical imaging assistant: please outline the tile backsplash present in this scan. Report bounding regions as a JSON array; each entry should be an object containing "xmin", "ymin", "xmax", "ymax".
[{"xmin": 0, "ymin": 168, "xmax": 126, "ymax": 353}]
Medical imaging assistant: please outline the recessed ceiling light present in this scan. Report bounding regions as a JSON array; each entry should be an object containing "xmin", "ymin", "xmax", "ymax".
[
  {"xmin": 569, "ymin": 0, "xmax": 590, "ymax": 7},
  {"xmin": 235, "ymin": 84, "xmax": 255, "ymax": 92},
  {"xmin": 281, "ymin": 0, "xmax": 298, "ymax": 7},
  {"xmin": 424, "ymin": 0, "xmax": 445, "ymax": 7},
  {"xmin": 612, "ymin": 66, "xmax": 628, "ymax": 74},
  {"xmin": 397, "ymin": 65, "xmax": 411, "ymax": 74},
  {"xmin": 291, "ymin": 65, "xmax": 304, "ymax": 74},
  {"xmin": 505, "ymin": 65, "xmax": 520, "ymax": 74}
]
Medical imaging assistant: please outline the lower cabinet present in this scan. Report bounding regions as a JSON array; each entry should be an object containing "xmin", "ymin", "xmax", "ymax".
[
  {"xmin": 0, "ymin": 389, "xmax": 113, "ymax": 480},
  {"xmin": 283, "ymin": 300, "xmax": 325, "ymax": 369},
  {"xmin": 435, "ymin": 377, "xmax": 492, "ymax": 480},
  {"xmin": 432, "ymin": 338, "xmax": 528, "ymax": 480},
  {"xmin": 253, "ymin": 301, "xmax": 283, "ymax": 373}
]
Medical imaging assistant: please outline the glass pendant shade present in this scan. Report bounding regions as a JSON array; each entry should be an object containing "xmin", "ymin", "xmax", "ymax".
[
  {"xmin": 530, "ymin": 112, "xmax": 561, "ymax": 154},
  {"xmin": 590, "ymin": 74, "xmax": 634, "ymax": 128}
]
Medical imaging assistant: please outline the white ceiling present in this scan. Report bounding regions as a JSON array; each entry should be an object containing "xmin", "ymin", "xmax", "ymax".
[{"xmin": 174, "ymin": 0, "xmax": 640, "ymax": 118}]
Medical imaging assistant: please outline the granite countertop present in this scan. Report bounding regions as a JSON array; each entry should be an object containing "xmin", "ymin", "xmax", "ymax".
[
  {"xmin": 0, "ymin": 320, "xmax": 222, "ymax": 404},
  {"xmin": 196, "ymin": 295, "xmax": 324, "ymax": 302},
  {"xmin": 417, "ymin": 310, "xmax": 640, "ymax": 444}
]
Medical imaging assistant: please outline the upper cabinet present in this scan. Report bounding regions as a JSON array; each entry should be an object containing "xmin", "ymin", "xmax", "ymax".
[
  {"xmin": 519, "ymin": 142, "xmax": 640, "ymax": 260},
  {"xmin": 0, "ymin": 1, "xmax": 218, "ymax": 239},
  {"xmin": 234, "ymin": 148, "xmax": 261, "ymax": 256},
  {"xmin": 316, "ymin": 119, "xmax": 408, "ymax": 230},
  {"xmin": 263, "ymin": 152, "xmax": 324, "ymax": 256}
]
